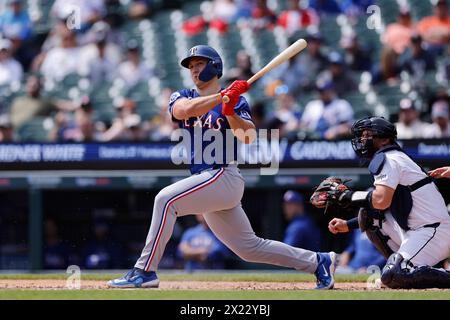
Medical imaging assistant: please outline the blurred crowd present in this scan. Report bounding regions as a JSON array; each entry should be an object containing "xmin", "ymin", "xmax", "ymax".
[{"xmin": 0, "ymin": 0, "xmax": 448, "ymax": 143}]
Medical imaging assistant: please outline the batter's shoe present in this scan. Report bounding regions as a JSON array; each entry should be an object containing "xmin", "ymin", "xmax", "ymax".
[
  {"xmin": 314, "ymin": 252, "xmax": 337, "ymax": 290},
  {"xmin": 107, "ymin": 268, "xmax": 160, "ymax": 288}
]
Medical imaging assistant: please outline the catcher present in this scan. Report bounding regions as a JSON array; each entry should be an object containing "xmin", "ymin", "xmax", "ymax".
[{"xmin": 310, "ymin": 116, "xmax": 450, "ymax": 289}]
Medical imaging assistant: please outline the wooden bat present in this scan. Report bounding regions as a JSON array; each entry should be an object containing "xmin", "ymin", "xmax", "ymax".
[{"xmin": 222, "ymin": 39, "xmax": 308, "ymax": 103}]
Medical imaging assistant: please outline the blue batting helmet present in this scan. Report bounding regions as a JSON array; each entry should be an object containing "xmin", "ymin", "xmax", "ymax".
[
  {"xmin": 351, "ymin": 116, "xmax": 397, "ymax": 159},
  {"xmin": 181, "ymin": 45, "xmax": 223, "ymax": 82}
]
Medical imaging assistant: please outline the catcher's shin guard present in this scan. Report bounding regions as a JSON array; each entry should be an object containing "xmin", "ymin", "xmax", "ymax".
[
  {"xmin": 358, "ymin": 208, "xmax": 393, "ymax": 259},
  {"xmin": 381, "ymin": 253, "xmax": 450, "ymax": 289}
]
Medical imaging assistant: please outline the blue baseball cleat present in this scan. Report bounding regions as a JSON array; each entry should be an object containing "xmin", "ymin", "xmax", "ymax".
[
  {"xmin": 314, "ymin": 252, "xmax": 337, "ymax": 290},
  {"xmin": 107, "ymin": 268, "xmax": 160, "ymax": 288}
]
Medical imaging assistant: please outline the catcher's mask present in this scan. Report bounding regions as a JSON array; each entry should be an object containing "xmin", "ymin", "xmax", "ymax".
[{"xmin": 351, "ymin": 117, "xmax": 397, "ymax": 160}]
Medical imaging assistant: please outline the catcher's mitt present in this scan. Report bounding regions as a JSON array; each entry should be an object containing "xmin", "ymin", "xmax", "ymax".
[{"xmin": 310, "ymin": 177, "xmax": 351, "ymax": 212}]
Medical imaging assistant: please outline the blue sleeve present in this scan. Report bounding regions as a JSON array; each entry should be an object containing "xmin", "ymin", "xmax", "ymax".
[
  {"xmin": 234, "ymin": 96, "xmax": 253, "ymax": 122},
  {"xmin": 168, "ymin": 89, "xmax": 190, "ymax": 123},
  {"xmin": 283, "ymin": 223, "xmax": 303, "ymax": 247},
  {"xmin": 373, "ymin": 255, "xmax": 387, "ymax": 268},
  {"xmin": 207, "ymin": 237, "xmax": 230, "ymax": 261},
  {"xmin": 179, "ymin": 228, "xmax": 195, "ymax": 244},
  {"xmin": 344, "ymin": 231, "xmax": 356, "ymax": 255}
]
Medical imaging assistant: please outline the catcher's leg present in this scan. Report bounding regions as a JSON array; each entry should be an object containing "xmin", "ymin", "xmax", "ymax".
[
  {"xmin": 381, "ymin": 253, "xmax": 450, "ymax": 289},
  {"xmin": 381, "ymin": 221, "xmax": 450, "ymax": 289},
  {"xmin": 358, "ymin": 208, "xmax": 395, "ymax": 259},
  {"xmin": 360, "ymin": 210, "xmax": 404, "ymax": 259}
]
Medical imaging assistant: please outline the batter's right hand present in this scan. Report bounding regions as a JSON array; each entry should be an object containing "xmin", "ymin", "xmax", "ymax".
[
  {"xmin": 224, "ymin": 80, "xmax": 250, "ymax": 96},
  {"xmin": 328, "ymin": 218, "xmax": 349, "ymax": 234}
]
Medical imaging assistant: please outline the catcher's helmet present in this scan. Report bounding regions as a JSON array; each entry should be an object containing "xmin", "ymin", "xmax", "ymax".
[
  {"xmin": 181, "ymin": 45, "xmax": 223, "ymax": 82},
  {"xmin": 351, "ymin": 116, "xmax": 397, "ymax": 159}
]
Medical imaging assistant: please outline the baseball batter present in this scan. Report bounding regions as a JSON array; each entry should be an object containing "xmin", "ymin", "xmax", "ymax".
[
  {"xmin": 108, "ymin": 45, "xmax": 337, "ymax": 289},
  {"xmin": 315, "ymin": 117, "xmax": 450, "ymax": 289}
]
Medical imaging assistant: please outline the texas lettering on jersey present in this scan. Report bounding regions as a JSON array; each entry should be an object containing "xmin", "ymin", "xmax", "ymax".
[{"xmin": 168, "ymin": 88, "xmax": 253, "ymax": 174}]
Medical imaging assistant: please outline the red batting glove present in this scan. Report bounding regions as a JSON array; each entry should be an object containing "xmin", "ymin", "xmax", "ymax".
[
  {"xmin": 220, "ymin": 80, "xmax": 250, "ymax": 116},
  {"xmin": 227, "ymin": 80, "xmax": 250, "ymax": 95},
  {"xmin": 220, "ymin": 88, "xmax": 239, "ymax": 115}
]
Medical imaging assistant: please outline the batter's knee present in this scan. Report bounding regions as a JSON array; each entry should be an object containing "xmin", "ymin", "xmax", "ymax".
[{"xmin": 154, "ymin": 188, "xmax": 173, "ymax": 209}]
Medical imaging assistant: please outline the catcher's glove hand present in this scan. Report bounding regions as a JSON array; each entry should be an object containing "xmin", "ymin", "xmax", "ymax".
[{"xmin": 310, "ymin": 177, "xmax": 352, "ymax": 212}]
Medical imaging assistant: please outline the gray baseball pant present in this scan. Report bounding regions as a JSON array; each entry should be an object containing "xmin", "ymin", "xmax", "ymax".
[{"xmin": 135, "ymin": 165, "xmax": 318, "ymax": 273}]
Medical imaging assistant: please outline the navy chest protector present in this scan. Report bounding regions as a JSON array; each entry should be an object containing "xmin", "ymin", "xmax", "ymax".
[{"xmin": 368, "ymin": 145, "xmax": 434, "ymax": 231}]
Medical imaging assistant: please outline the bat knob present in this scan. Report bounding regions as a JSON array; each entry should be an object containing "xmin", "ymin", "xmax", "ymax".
[{"xmin": 222, "ymin": 96, "xmax": 230, "ymax": 103}]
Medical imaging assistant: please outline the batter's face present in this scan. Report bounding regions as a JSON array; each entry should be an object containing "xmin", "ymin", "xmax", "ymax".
[{"xmin": 188, "ymin": 57, "xmax": 209, "ymax": 87}]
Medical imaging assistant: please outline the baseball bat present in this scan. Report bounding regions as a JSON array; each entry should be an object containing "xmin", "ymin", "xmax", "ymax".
[{"xmin": 222, "ymin": 39, "xmax": 308, "ymax": 103}]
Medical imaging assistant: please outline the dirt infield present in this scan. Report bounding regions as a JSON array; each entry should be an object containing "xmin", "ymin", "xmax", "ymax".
[{"xmin": 0, "ymin": 279, "xmax": 388, "ymax": 291}]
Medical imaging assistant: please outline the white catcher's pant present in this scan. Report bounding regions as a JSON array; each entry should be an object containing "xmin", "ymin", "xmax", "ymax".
[
  {"xmin": 380, "ymin": 212, "xmax": 450, "ymax": 266},
  {"xmin": 135, "ymin": 165, "xmax": 318, "ymax": 273}
]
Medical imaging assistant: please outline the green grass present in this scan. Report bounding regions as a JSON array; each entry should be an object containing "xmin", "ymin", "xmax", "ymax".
[
  {"xmin": 0, "ymin": 289, "xmax": 449, "ymax": 300},
  {"xmin": 0, "ymin": 272, "xmax": 449, "ymax": 300}
]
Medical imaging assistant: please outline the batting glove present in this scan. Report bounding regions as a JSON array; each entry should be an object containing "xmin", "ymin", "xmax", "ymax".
[{"xmin": 220, "ymin": 80, "xmax": 250, "ymax": 116}]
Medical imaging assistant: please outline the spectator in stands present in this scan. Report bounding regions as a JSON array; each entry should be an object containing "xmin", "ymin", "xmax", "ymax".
[
  {"xmin": 437, "ymin": 44, "xmax": 450, "ymax": 85},
  {"xmin": 116, "ymin": 39, "xmax": 154, "ymax": 89},
  {"xmin": 381, "ymin": 8, "xmax": 415, "ymax": 55},
  {"xmin": 79, "ymin": 21, "xmax": 121, "ymax": 84},
  {"xmin": 43, "ymin": 218, "xmax": 69, "ymax": 269},
  {"xmin": 318, "ymin": 51, "xmax": 358, "ymax": 97},
  {"xmin": 395, "ymin": 98, "xmax": 428, "ymax": 139},
  {"xmin": 277, "ymin": 0, "xmax": 319, "ymax": 37},
  {"xmin": 398, "ymin": 34, "xmax": 436, "ymax": 83},
  {"xmin": 0, "ymin": 0, "xmax": 35, "ymax": 70},
  {"xmin": 39, "ymin": 26, "xmax": 81, "ymax": 83},
  {"xmin": 51, "ymin": 0, "xmax": 106, "ymax": 32},
  {"xmin": 250, "ymin": 0, "xmax": 277, "ymax": 30},
  {"xmin": 0, "ymin": 114, "xmax": 14, "ymax": 142},
  {"xmin": 308, "ymin": 0, "xmax": 342, "ymax": 16},
  {"xmin": 337, "ymin": 229, "xmax": 386, "ymax": 273},
  {"xmin": 0, "ymin": 0, "xmax": 32, "ymax": 41},
  {"xmin": 416, "ymin": 0, "xmax": 450, "ymax": 50},
  {"xmin": 340, "ymin": 32, "xmax": 372, "ymax": 72},
  {"xmin": 250, "ymin": 101, "xmax": 266, "ymax": 130},
  {"xmin": 82, "ymin": 217, "xmax": 123, "ymax": 269},
  {"xmin": 424, "ymin": 100, "xmax": 450, "ymax": 138},
  {"xmin": 339, "ymin": 0, "xmax": 374, "ymax": 18},
  {"xmin": 0, "ymin": 38, "xmax": 22, "ymax": 87},
  {"xmin": 9, "ymin": 74, "xmax": 76, "ymax": 129},
  {"xmin": 148, "ymin": 87, "xmax": 178, "ymax": 141},
  {"xmin": 371, "ymin": 46, "xmax": 400, "ymax": 85},
  {"xmin": 268, "ymin": 85, "xmax": 301, "ymax": 137},
  {"xmin": 48, "ymin": 96, "xmax": 96, "ymax": 142},
  {"xmin": 128, "ymin": 0, "xmax": 152, "ymax": 20},
  {"xmin": 269, "ymin": 32, "xmax": 327, "ymax": 98},
  {"xmin": 211, "ymin": 0, "xmax": 238, "ymax": 24},
  {"xmin": 98, "ymin": 98, "xmax": 146, "ymax": 141},
  {"xmin": 225, "ymin": 50, "xmax": 254, "ymax": 84},
  {"xmin": 282, "ymin": 190, "xmax": 321, "ymax": 251},
  {"xmin": 299, "ymin": 79, "xmax": 354, "ymax": 140},
  {"xmin": 177, "ymin": 215, "xmax": 230, "ymax": 271}
]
